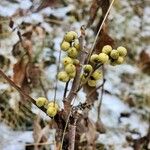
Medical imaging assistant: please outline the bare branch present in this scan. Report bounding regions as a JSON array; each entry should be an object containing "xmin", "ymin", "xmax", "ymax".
[{"xmin": 0, "ymin": 69, "xmax": 47, "ymax": 113}]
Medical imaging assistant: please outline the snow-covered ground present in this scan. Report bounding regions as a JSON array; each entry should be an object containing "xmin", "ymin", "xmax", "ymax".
[{"xmin": 0, "ymin": 0, "xmax": 149, "ymax": 149}]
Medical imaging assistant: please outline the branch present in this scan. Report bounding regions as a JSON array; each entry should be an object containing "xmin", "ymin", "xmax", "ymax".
[
  {"xmin": 0, "ymin": 69, "xmax": 47, "ymax": 113},
  {"xmin": 68, "ymin": 123, "xmax": 77, "ymax": 150},
  {"xmin": 65, "ymin": 26, "xmax": 87, "ymax": 104}
]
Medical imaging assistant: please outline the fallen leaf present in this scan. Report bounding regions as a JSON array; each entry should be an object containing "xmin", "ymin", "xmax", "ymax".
[{"xmin": 138, "ymin": 50, "xmax": 150, "ymax": 75}]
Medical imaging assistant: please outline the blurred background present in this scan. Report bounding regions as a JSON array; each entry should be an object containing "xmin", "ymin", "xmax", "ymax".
[{"xmin": 0, "ymin": 0, "xmax": 150, "ymax": 149}]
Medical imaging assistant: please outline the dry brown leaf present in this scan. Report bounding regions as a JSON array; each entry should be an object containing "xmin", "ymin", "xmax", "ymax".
[
  {"xmin": 94, "ymin": 27, "xmax": 114, "ymax": 54},
  {"xmin": 13, "ymin": 58, "xmax": 29, "ymax": 86},
  {"xmin": 87, "ymin": 0, "xmax": 99, "ymax": 27},
  {"xmin": 33, "ymin": 116, "xmax": 42, "ymax": 143},
  {"xmin": 138, "ymin": 50, "xmax": 150, "ymax": 75},
  {"xmin": 95, "ymin": 119, "xmax": 106, "ymax": 133},
  {"xmin": 26, "ymin": 63, "xmax": 41, "ymax": 87},
  {"xmin": 79, "ymin": 118, "xmax": 98, "ymax": 149}
]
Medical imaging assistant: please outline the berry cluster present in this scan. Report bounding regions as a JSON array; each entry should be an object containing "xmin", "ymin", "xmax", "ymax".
[
  {"xmin": 89, "ymin": 45, "xmax": 127, "ymax": 66},
  {"xmin": 81, "ymin": 65, "xmax": 102, "ymax": 87},
  {"xmin": 36, "ymin": 97, "xmax": 59, "ymax": 117},
  {"xmin": 102, "ymin": 45, "xmax": 127, "ymax": 66},
  {"xmin": 80, "ymin": 45, "xmax": 127, "ymax": 87},
  {"xmin": 57, "ymin": 31, "xmax": 127, "ymax": 87},
  {"xmin": 58, "ymin": 31, "xmax": 80, "ymax": 82},
  {"xmin": 60, "ymin": 31, "xmax": 80, "ymax": 58}
]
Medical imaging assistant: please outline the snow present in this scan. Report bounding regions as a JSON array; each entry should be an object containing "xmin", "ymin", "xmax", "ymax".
[
  {"xmin": 0, "ymin": 0, "xmax": 149, "ymax": 149},
  {"xmin": 0, "ymin": 123, "xmax": 33, "ymax": 150}
]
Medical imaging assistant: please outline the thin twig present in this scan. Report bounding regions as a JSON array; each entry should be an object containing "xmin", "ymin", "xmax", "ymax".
[
  {"xmin": 63, "ymin": 80, "xmax": 70, "ymax": 100},
  {"xmin": 97, "ymin": 65, "xmax": 105, "ymax": 120},
  {"xmin": 54, "ymin": 50, "xmax": 62, "ymax": 103},
  {"xmin": 25, "ymin": 141, "xmax": 55, "ymax": 146}
]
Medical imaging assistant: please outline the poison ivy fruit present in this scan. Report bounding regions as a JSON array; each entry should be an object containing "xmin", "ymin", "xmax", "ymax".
[
  {"xmin": 64, "ymin": 31, "xmax": 78, "ymax": 42},
  {"xmin": 116, "ymin": 56, "xmax": 124, "ymax": 64},
  {"xmin": 73, "ymin": 39, "xmax": 80, "ymax": 50},
  {"xmin": 91, "ymin": 70, "xmax": 102, "ymax": 80},
  {"xmin": 68, "ymin": 71, "xmax": 76, "ymax": 78},
  {"xmin": 83, "ymin": 64, "xmax": 93, "ymax": 73},
  {"xmin": 98, "ymin": 53, "xmax": 109, "ymax": 64},
  {"xmin": 67, "ymin": 47, "xmax": 78, "ymax": 58},
  {"xmin": 88, "ymin": 79, "xmax": 96, "ymax": 87},
  {"xmin": 117, "ymin": 46, "xmax": 127, "ymax": 57},
  {"xmin": 60, "ymin": 41, "xmax": 70, "ymax": 51},
  {"xmin": 90, "ymin": 54, "xmax": 100, "ymax": 63},
  {"xmin": 110, "ymin": 50, "xmax": 119, "ymax": 59},
  {"xmin": 47, "ymin": 101, "xmax": 59, "ymax": 110},
  {"xmin": 62, "ymin": 57, "xmax": 73, "ymax": 66},
  {"xmin": 47, "ymin": 106, "xmax": 57, "ymax": 117},
  {"xmin": 102, "ymin": 45, "xmax": 112, "ymax": 55},
  {"xmin": 73, "ymin": 59, "xmax": 80, "ymax": 65},
  {"xmin": 65, "ymin": 64, "xmax": 76, "ymax": 74},
  {"xmin": 58, "ymin": 71, "xmax": 69, "ymax": 82},
  {"xmin": 36, "ymin": 97, "xmax": 48, "ymax": 107}
]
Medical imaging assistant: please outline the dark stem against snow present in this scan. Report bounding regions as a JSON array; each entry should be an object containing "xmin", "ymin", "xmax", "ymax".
[{"xmin": 97, "ymin": 65, "xmax": 106, "ymax": 120}]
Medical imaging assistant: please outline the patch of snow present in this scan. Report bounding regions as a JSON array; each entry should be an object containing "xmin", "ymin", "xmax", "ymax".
[
  {"xmin": 0, "ymin": 4, "xmax": 18, "ymax": 17},
  {"xmin": 0, "ymin": 123, "xmax": 33, "ymax": 150},
  {"xmin": 19, "ymin": 0, "xmax": 32, "ymax": 10}
]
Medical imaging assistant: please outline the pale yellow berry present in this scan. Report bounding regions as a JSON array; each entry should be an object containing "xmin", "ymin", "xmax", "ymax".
[
  {"xmin": 65, "ymin": 64, "xmax": 76, "ymax": 74},
  {"xmin": 83, "ymin": 64, "xmax": 93, "ymax": 73},
  {"xmin": 91, "ymin": 70, "xmax": 102, "ymax": 80},
  {"xmin": 73, "ymin": 59, "xmax": 80, "ymax": 65},
  {"xmin": 102, "ymin": 45, "xmax": 112, "ymax": 55},
  {"xmin": 90, "ymin": 54, "xmax": 100, "ymax": 63},
  {"xmin": 110, "ymin": 50, "xmax": 119, "ymax": 59},
  {"xmin": 116, "ymin": 56, "xmax": 124, "ymax": 64},
  {"xmin": 68, "ymin": 71, "xmax": 76, "ymax": 79},
  {"xmin": 88, "ymin": 79, "xmax": 96, "ymax": 87},
  {"xmin": 47, "ymin": 101, "xmax": 59, "ymax": 110},
  {"xmin": 98, "ymin": 53, "xmax": 109, "ymax": 64},
  {"xmin": 73, "ymin": 39, "xmax": 80, "ymax": 50},
  {"xmin": 58, "ymin": 71, "xmax": 69, "ymax": 82},
  {"xmin": 64, "ymin": 31, "xmax": 78, "ymax": 42},
  {"xmin": 36, "ymin": 97, "xmax": 48, "ymax": 107},
  {"xmin": 80, "ymin": 74, "xmax": 86, "ymax": 83},
  {"xmin": 117, "ymin": 46, "xmax": 127, "ymax": 57},
  {"xmin": 67, "ymin": 47, "xmax": 78, "ymax": 58},
  {"xmin": 60, "ymin": 41, "xmax": 70, "ymax": 51},
  {"xmin": 62, "ymin": 57, "xmax": 73, "ymax": 66},
  {"xmin": 47, "ymin": 106, "xmax": 57, "ymax": 117}
]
